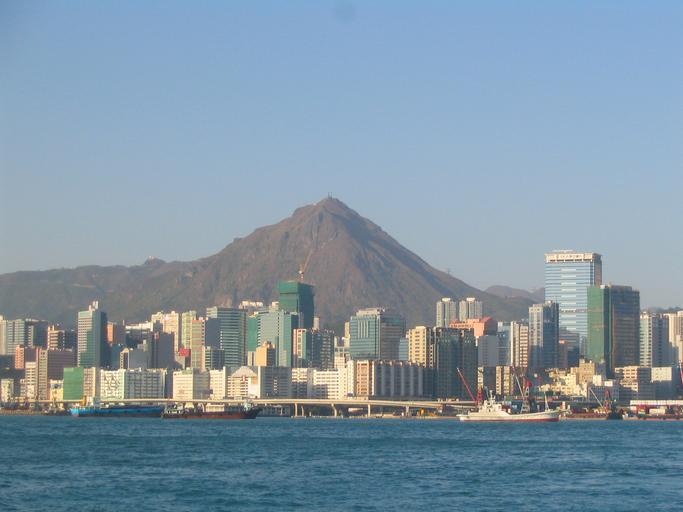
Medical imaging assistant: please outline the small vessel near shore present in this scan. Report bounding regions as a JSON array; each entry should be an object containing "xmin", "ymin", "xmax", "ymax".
[
  {"xmin": 162, "ymin": 401, "xmax": 261, "ymax": 420},
  {"xmin": 458, "ymin": 395, "xmax": 560, "ymax": 422},
  {"xmin": 70, "ymin": 404, "xmax": 165, "ymax": 418}
]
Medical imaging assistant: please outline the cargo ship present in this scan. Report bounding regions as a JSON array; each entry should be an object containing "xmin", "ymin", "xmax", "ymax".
[
  {"xmin": 70, "ymin": 404, "xmax": 165, "ymax": 418},
  {"xmin": 162, "ymin": 402, "xmax": 261, "ymax": 420}
]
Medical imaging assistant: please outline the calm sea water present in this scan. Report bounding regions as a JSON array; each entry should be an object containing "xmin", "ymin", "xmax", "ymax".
[{"xmin": 1, "ymin": 416, "xmax": 682, "ymax": 511}]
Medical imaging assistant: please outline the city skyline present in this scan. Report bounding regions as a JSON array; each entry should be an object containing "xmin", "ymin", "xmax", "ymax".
[{"xmin": 2, "ymin": 3, "xmax": 682, "ymax": 308}]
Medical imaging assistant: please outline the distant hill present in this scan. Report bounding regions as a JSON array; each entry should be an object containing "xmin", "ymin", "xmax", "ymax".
[
  {"xmin": 0, "ymin": 197, "xmax": 532, "ymax": 330},
  {"xmin": 485, "ymin": 285, "xmax": 545, "ymax": 303}
]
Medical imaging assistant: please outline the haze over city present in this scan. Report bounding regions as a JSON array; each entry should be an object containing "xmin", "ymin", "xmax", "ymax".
[{"xmin": 1, "ymin": 2, "xmax": 682, "ymax": 308}]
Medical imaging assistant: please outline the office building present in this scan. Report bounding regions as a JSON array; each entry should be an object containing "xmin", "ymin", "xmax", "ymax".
[
  {"xmin": 253, "ymin": 309, "xmax": 299, "ymax": 367},
  {"xmin": 353, "ymin": 360, "xmax": 426, "ymax": 399},
  {"xmin": 278, "ymin": 281, "xmax": 315, "ymax": 329},
  {"xmin": 172, "ymin": 368, "xmax": 210, "ymax": 400},
  {"xmin": 435, "ymin": 298, "xmax": 458, "ymax": 328},
  {"xmin": 433, "ymin": 327, "xmax": 477, "ymax": 400},
  {"xmin": 47, "ymin": 326, "xmax": 77, "ymax": 351},
  {"xmin": 150, "ymin": 311, "xmax": 181, "ymax": 352},
  {"xmin": 528, "ymin": 302, "xmax": 560, "ymax": 370},
  {"xmin": 37, "ymin": 349, "xmax": 75, "ymax": 400},
  {"xmin": 206, "ymin": 307, "xmax": 247, "ymax": 367},
  {"xmin": 349, "ymin": 308, "xmax": 405, "ymax": 360},
  {"xmin": 189, "ymin": 317, "xmax": 219, "ymax": 370},
  {"xmin": 254, "ymin": 342, "xmax": 276, "ymax": 367},
  {"xmin": 587, "ymin": 285, "xmax": 640, "ymax": 377},
  {"xmin": 544, "ymin": 251, "xmax": 602, "ymax": 353},
  {"xmin": 77, "ymin": 302, "xmax": 109, "ymax": 368}
]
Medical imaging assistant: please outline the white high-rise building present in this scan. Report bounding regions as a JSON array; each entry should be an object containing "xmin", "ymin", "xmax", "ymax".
[
  {"xmin": 458, "ymin": 298, "xmax": 483, "ymax": 321},
  {"xmin": 640, "ymin": 313, "xmax": 670, "ymax": 367},
  {"xmin": 435, "ymin": 298, "xmax": 458, "ymax": 327},
  {"xmin": 664, "ymin": 311, "xmax": 683, "ymax": 364}
]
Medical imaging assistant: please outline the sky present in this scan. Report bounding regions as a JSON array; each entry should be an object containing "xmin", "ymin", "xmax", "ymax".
[{"xmin": 1, "ymin": 1, "xmax": 682, "ymax": 307}]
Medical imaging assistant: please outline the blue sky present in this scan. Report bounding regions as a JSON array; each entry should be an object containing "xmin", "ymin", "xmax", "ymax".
[{"xmin": 1, "ymin": 1, "xmax": 681, "ymax": 307}]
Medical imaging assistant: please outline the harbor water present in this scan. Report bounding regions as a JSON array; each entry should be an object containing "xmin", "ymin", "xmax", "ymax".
[{"xmin": 1, "ymin": 416, "xmax": 682, "ymax": 511}]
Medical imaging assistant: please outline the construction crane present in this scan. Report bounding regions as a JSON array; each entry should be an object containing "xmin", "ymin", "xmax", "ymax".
[{"xmin": 298, "ymin": 249, "xmax": 314, "ymax": 282}]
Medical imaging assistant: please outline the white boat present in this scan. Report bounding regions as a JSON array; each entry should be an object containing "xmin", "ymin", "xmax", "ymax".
[{"xmin": 458, "ymin": 396, "xmax": 560, "ymax": 423}]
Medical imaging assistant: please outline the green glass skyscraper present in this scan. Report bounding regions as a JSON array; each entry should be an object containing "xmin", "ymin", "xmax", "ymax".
[
  {"xmin": 587, "ymin": 285, "xmax": 640, "ymax": 377},
  {"xmin": 278, "ymin": 281, "xmax": 314, "ymax": 329}
]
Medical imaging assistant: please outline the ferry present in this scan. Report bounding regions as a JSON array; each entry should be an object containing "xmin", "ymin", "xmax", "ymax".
[{"xmin": 70, "ymin": 404, "xmax": 165, "ymax": 418}]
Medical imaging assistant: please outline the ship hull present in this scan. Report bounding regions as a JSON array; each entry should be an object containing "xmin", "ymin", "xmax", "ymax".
[
  {"xmin": 71, "ymin": 406, "xmax": 164, "ymax": 418},
  {"xmin": 162, "ymin": 408, "xmax": 262, "ymax": 420},
  {"xmin": 458, "ymin": 410, "xmax": 560, "ymax": 422}
]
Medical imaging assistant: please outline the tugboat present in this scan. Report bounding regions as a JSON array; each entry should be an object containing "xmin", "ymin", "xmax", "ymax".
[{"xmin": 162, "ymin": 401, "xmax": 261, "ymax": 420}]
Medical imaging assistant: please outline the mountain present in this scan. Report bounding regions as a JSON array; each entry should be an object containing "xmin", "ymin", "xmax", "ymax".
[
  {"xmin": 0, "ymin": 197, "xmax": 532, "ymax": 330},
  {"xmin": 485, "ymin": 285, "xmax": 545, "ymax": 303}
]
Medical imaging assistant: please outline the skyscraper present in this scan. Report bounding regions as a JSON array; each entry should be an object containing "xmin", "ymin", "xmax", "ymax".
[
  {"xmin": 639, "ymin": 313, "xmax": 670, "ymax": 367},
  {"xmin": 528, "ymin": 302, "xmax": 560, "ymax": 370},
  {"xmin": 278, "ymin": 281, "xmax": 315, "ymax": 329},
  {"xmin": 458, "ymin": 298, "xmax": 483, "ymax": 321},
  {"xmin": 253, "ymin": 309, "xmax": 299, "ymax": 367},
  {"xmin": 587, "ymin": 285, "xmax": 640, "ymax": 377},
  {"xmin": 206, "ymin": 307, "xmax": 247, "ymax": 367},
  {"xmin": 77, "ymin": 301, "xmax": 109, "ymax": 368},
  {"xmin": 434, "ymin": 327, "xmax": 477, "ymax": 400},
  {"xmin": 435, "ymin": 298, "xmax": 458, "ymax": 328},
  {"xmin": 349, "ymin": 308, "xmax": 405, "ymax": 360},
  {"xmin": 544, "ymin": 251, "xmax": 602, "ymax": 353}
]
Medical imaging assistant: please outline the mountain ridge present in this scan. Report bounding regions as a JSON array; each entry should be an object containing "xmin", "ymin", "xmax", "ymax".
[{"xmin": 0, "ymin": 197, "xmax": 532, "ymax": 330}]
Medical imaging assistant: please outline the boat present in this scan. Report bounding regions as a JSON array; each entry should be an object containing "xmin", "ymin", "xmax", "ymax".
[
  {"xmin": 162, "ymin": 401, "xmax": 262, "ymax": 420},
  {"xmin": 458, "ymin": 395, "xmax": 560, "ymax": 422},
  {"xmin": 70, "ymin": 404, "xmax": 165, "ymax": 418}
]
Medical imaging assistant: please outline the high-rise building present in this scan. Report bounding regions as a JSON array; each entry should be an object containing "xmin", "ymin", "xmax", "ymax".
[
  {"xmin": 150, "ymin": 311, "xmax": 181, "ymax": 352},
  {"xmin": 664, "ymin": 311, "xmax": 683, "ymax": 364},
  {"xmin": 180, "ymin": 310, "xmax": 198, "ymax": 350},
  {"xmin": 255, "ymin": 309, "xmax": 299, "ymax": 367},
  {"xmin": 639, "ymin": 313, "xmax": 670, "ymax": 367},
  {"xmin": 278, "ymin": 281, "xmax": 315, "ymax": 329},
  {"xmin": 206, "ymin": 307, "xmax": 247, "ymax": 367},
  {"xmin": 509, "ymin": 321, "xmax": 529, "ymax": 369},
  {"xmin": 77, "ymin": 302, "xmax": 109, "ymax": 368},
  {"xmin": 254, "ymin": 341, "xmax": 276, "ymax": 367},
  {"xmin": 528, "ymin": 302, "xmax": 560, "ymax": 370},
  {"xmin": 189, "ymin": 317, "xmax": 220, "ymax": 369},
  {"xmin": 349, "ymin": 308, "xmax": 405, "ymax": 361},
  {"xmin": 435, "ymin": 298, "xmax": 458, "ymax": 328},
  {"xmin": 407, "ymin": 326, "xmax": 436, "ymax": 368},
  {"xmin": 544, "ymin": 251, "xmax": 602, "ymax": 353},
  {"xmin": 37, "ymin": 349, "xmax": 75, "ymax": 400},
  {"xmin": 434, "ymin": 327, "xmax": 477, "ymax": 400},
  {"xmin": 1, "ymin": 318, "xmax": 48, "ymax": 355},
  {"xmin": 106, "ymin": 322, "xmax": 126, "ymax": 346},
  {"xmin": 587, "ymin": 285, "xmax": 640, "ymax": 377},
  {"xmin": 458, "ymin": 298, "xmax": 483, "ymax": 321},
  {"xmin": 47, "ymin": 326, "xmax": 77, "ymax": 350}
]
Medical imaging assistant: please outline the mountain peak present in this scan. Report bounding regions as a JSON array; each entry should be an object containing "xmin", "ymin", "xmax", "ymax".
[{"xmin": 0, "ymin": 197, "xmax": 532, "ymax": 328}]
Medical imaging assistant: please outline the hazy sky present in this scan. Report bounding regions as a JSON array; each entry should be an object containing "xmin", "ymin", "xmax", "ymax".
[{"xmin": 1, "ymin": 2, "xmax": 681, "ymax": 307}]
